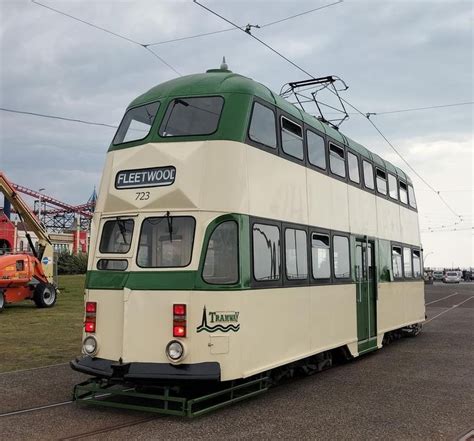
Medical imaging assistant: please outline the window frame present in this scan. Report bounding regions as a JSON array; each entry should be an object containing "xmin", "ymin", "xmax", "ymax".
[
  {"xmin": 158, "ymin": 95, "xmax": 224, "ymax": 139},
  {"xmin": 331, "ymin": 231, "xmax": 352, "ymax": 283},
  {"xmin": 246, "ymin": 98, "xmax": 279, "ymax": 155},
  {"xmin": 136, "ymin": 215, "xmax": 196, "ymax": 269},
  {"xmin": 283, "ymin": 223, "xmax": 310, "ymax": 286},
  {"xmin": 309, "ymin": 228, "xmax": 332, "ymax": 285},
  {"xmin": 362, "ymin": 159, "xmax": 375, "ymax": 192},
  {"xmin": 98, "ymin": 219, "xmax": 135, "ymax": 255},
  {"xmin": 328, "ymin": 141, "xmax": 347, "ymax": 182},
  {"xmin": 408, "ymin": 184, "xmax": 417, "ymax": 209},
  {"xmin": 388, "ymin": 173, "xmax": 399, "ymax": 200},
  {"xmin": 376, "ymin": 168, "xmax": 388, "ymax": 196},
  {"xmin": 201, "ymin": 220, "xmax": 240, "ymax": 286},
  {"xmin": 391, "ymin": 244, "xmax": 404, "ymax": 280},
  {"xmin": 250, "ymin": 217, "xmax": 283, "ymax": 288},
  {"xmin": 412, "ymin": 248, "xmax": 422, "ymax": 279},
  {"xmin": 305, "ymin": 127, "xmax": 328, "ymax": 173},
  {"xmin": 279, "ymin": 115, "xmax": 305, "ymax": 163},
  {"xmin": 347, "ymin": 149, "xmax": 362, "ymax": 187},
  {"xmin": 402, "ymin": 245, "xmax": 413, "ymax": 278},
  {"xmin": 112, "ymin": 100, "xmax": 161, "ymax": 146},
  {"xmin": 399, "ymin": 180, "xmax": 409, "ymax": 205}
]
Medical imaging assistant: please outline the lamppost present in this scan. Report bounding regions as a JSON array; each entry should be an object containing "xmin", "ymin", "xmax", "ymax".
[
  {"xmin": 38, "ymin": 188, "xmax": 45, "ymax": 224},
  {"xmin": 423, "ymin": 252, "xmax": 434, "ymax": 268}
]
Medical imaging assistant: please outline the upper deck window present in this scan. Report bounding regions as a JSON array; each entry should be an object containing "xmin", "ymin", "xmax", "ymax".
[
  {"xmin": 113, "ymin": 102, "xmax": 160, "ymax": 145},
  {"xmin": 376, "ymin": 169, "xmax": 387, "ymax": 195},
  {"xmin": 329, "ymin": 144, "xmax": 346, "ymax": 178},
  {"xmin": 137, "ymin": 216, "xmax": 195, "ymax": 268},
  {"xmin": 99, "ymin": 219, "xmax": 134, "ymax": 254},
  {"xmin": 347, "ymin": 151, "xmax": 360, "ymax": 184},
  {"xmin": 408, "ymin": 185, "xmax": 417, "ymax": 209},
  {"xmin": 399, "ymin": 181, "xmax": 408, "ymax": 204},
  {"xmin": 388, "ymin": 174, "xmax": 398, "ymax": 200},
  {"xmin": 363, "ymin": 160, "xmax": 374, "ymax": 190},
  {"xmin": 307, "ymin": 131, "xmax": 326, "ymax": 169},
  {"xmin": 159, "ymin": 97, "xmax": 223, "ymax": 137},
  {"xmin": 248, "ymin": 102, "xmax": 277, "ymax": 148},
  {"xmin": 281, "ymin": 117, "xmax": 303, "ymax": 160}
]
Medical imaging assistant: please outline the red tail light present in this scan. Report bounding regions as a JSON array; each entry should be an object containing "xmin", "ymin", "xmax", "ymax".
[
  {"xmin": 85, "ymin": 318, "xmax": 96, "ymax": 333},
  {"xmin": 86, "ymin": 302, "xmax": 97, "ymax": 313},
  {"xmin": 173, "ymin": 304, "xmax": 186, "ymax": 316},
  {"xmin": 173, "ymin": 304, "xmax": 186, "ymax": 337},
  {"xmin": 85, "ymin": 301, "xmax": 97, "ymax": 333},
  {"xmin": 173, "ymin": 325, "xmax": 186, "ymax": 338}
]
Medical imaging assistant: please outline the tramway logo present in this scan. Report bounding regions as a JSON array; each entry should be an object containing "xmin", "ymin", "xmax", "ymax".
[
  {"xmin": 115, "ymin": 166, "xmax": 176, "ymax": 189},
  {"xmin": 196, "ymin": 306, "xmax": 240, "ymax": 333}
]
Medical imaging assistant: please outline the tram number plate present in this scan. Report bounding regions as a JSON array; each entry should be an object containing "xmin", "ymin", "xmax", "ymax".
[{"xmin": 115, "ymin": 166, "xmax": 176, "ymax": 189}]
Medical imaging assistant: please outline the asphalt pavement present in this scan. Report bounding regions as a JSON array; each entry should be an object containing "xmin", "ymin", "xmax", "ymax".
[{"xmin": 0, "ymin": 282, "xmax": 473, "ymax": 440}]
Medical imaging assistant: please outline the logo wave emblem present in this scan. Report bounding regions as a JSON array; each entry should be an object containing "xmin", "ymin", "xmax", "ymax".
[{"xmin": 196, "ymin": 306, "xmax": 240, "ymax": 333}]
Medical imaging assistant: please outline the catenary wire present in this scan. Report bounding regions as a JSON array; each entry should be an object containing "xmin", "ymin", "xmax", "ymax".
[
  {"xmin": 30, "ymin": 0, "xmax": 181, "ymax": 76},
  {"xmin": 193, "ymin": 0, "xmax": 462, "ymax": 219},
  {"xmin": 146, "ymin": 1, "xmax": 343, "ymax": 46},
  {"xmin": 0, "ymin": 107, "xmax": 118, "ymax": 129}
]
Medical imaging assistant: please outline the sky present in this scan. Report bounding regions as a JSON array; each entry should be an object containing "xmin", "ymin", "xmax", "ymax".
[{"xmin": 0, "ymin": 0, "xmax": 472, "ymax": 268}]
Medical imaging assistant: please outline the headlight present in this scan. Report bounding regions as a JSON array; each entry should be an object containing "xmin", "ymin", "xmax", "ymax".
[
  {"xmin": 83, "ymin": 336, "xmax": 98, "ymax": 356},
  {"xmin": 166, "ymin": 340, "xmax": 184, "ymax": 361}
]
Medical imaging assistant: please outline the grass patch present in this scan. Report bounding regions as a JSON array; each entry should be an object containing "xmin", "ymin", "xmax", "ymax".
[{"xmin": 0, "ymin": 275, "xmax": 85, "ymax": 373}]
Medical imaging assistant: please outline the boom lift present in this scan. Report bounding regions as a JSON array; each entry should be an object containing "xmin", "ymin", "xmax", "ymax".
[{"xmin": 0, "ymin": 172, "xmax": 57, "ymax": 312}]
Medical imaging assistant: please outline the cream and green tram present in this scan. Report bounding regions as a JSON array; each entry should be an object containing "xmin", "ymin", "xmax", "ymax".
[{"xmin": 71, "ymin": 66, "xmax": 425, "ymax": 387}]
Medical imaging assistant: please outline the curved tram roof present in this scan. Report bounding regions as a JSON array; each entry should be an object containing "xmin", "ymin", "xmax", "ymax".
[{"xmin": 128, "ymin": 68, "xmax": 412, "ymax": 184}]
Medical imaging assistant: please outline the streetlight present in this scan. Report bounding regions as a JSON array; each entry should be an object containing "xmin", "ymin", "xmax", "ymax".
[
  {"xmin": 38, "ymin": 188, "xmax": 45, "ymax": 224},
  {"xmin": 423, "ymin": 252, "xmax": 434, "ymax": 268}
]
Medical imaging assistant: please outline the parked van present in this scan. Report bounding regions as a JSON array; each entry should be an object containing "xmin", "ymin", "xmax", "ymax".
[{"xmin": 433, "ymin": 271, "xmax": 444, "ymax": 281}]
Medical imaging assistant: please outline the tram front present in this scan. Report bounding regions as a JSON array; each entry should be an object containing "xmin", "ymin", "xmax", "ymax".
[{"xmin": 71, "ymin": 70, "xmax": 255, "ymax": 384}]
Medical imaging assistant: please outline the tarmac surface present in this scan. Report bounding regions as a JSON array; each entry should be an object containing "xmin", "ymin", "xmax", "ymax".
[{"xmin": 0, "ymin": 282, "xmax": 473, "ymax": 440}]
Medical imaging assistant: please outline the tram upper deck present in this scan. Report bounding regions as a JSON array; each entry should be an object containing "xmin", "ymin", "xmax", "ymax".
[{"xmin": 94, "ymin": 67, "xmax": 419, "ymax": 247}]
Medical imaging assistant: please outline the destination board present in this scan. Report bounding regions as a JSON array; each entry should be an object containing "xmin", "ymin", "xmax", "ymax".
[{"xmin": 115, "ymin": 166, "xmax": 176, "ymax": 189}]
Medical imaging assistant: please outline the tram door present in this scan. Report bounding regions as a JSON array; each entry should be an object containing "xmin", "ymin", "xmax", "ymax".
[{"xmin": 355, "ymin": 239, "xmax": 377, "ymax": 350}]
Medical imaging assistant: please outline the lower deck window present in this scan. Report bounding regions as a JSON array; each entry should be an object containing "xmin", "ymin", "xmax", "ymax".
[
  {"xmin": 403, "ymin": 246, "xmax": 412, "ymax": 277},
  {"xmin": 203, "ymin": 221, "xmax": 239, "ymax": 284},
  {"xmin": 137, "ymin": 216, "xmax": 195, "ymax": 268},
  {"xmin": 333, "ymin": 235, "xmax": 350, "ymax": 278},
  {"xmin": 253, "ymin": 223, "xmax": 281, "ymax": 281},
  {"xmin": 99, "ymin": 219, "xmax": 134, "ymax": 254},
  {"xmin": 285, "ymin": 228, "xmax": 308, "ymax": 280},
  {"xmin": 392, "ymin": 246, "xmax": 403, "ymax": 278},
  {"xmin": 413, "ymin": 250, "xmax": 421, "ymax": 278},
  {"xmin": 311, "ymin": 233, "xmax": 330, "ymax": 279}
]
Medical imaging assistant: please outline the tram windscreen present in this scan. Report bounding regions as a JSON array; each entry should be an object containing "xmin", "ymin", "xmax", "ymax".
[
  {"xmin": 137, "ymin": 216, "xmax": 195, "ymax": 268},
  {"xmin": 113, "ymin": 102, "xmax": 160, "ymax": 145},
  {"xmin": 99, "ymin": 219, "xmax": 134, "ymax": 254},
  {"xmin": 159, "ymin": 97, "xmax": 224, "ymax": 137}
]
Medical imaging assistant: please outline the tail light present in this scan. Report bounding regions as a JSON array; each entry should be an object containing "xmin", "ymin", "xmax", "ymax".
[
  {"xmin": 173, "ymin": 303, "xmax": 186, "ymax": 338},
  {"xmin": 85, "ymin": 301, "xmax": 97, "ymax": 333}
]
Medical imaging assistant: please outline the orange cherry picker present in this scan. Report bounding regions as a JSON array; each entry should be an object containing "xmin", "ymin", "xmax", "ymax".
[{"xmin": 0, "ymin": 172, "xmax": 57, "ymax": 312}]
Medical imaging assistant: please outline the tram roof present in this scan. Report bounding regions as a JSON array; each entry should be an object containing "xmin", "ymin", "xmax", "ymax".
[{"xmin": 130, "ymin": 69, "xmax": 412, "ymax": 184}]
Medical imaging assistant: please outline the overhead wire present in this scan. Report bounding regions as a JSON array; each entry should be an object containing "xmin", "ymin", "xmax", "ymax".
[
  {"xmin": 30, "ymin": 0, "xmax": 182, "ymax": 76},
  {"xmin": 0, "ymin": 107, "xmax": 118, "ymax": 129},
  {"xmin": 146, "ymin": 1, "xmax": 343, "ymax": 46},
  {"xmin": 193, "ymin": 0, "xmax": 462, "ymax": 219}
]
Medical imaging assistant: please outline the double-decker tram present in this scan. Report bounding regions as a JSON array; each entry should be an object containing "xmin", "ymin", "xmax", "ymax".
[{"xmin": 71, "ymin": 64, "xmax": 425, "ymax": 416}]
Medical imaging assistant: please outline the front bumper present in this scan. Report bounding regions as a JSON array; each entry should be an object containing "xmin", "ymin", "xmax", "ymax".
[{"xmin": 70, "ymin": 356, "xmax": 221, "ymax": 382}]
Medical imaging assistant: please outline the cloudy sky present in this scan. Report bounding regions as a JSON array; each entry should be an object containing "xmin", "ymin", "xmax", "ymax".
[{"xmin": 0, "ymin": 0, "xmax": 472, "ymax": 267}]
